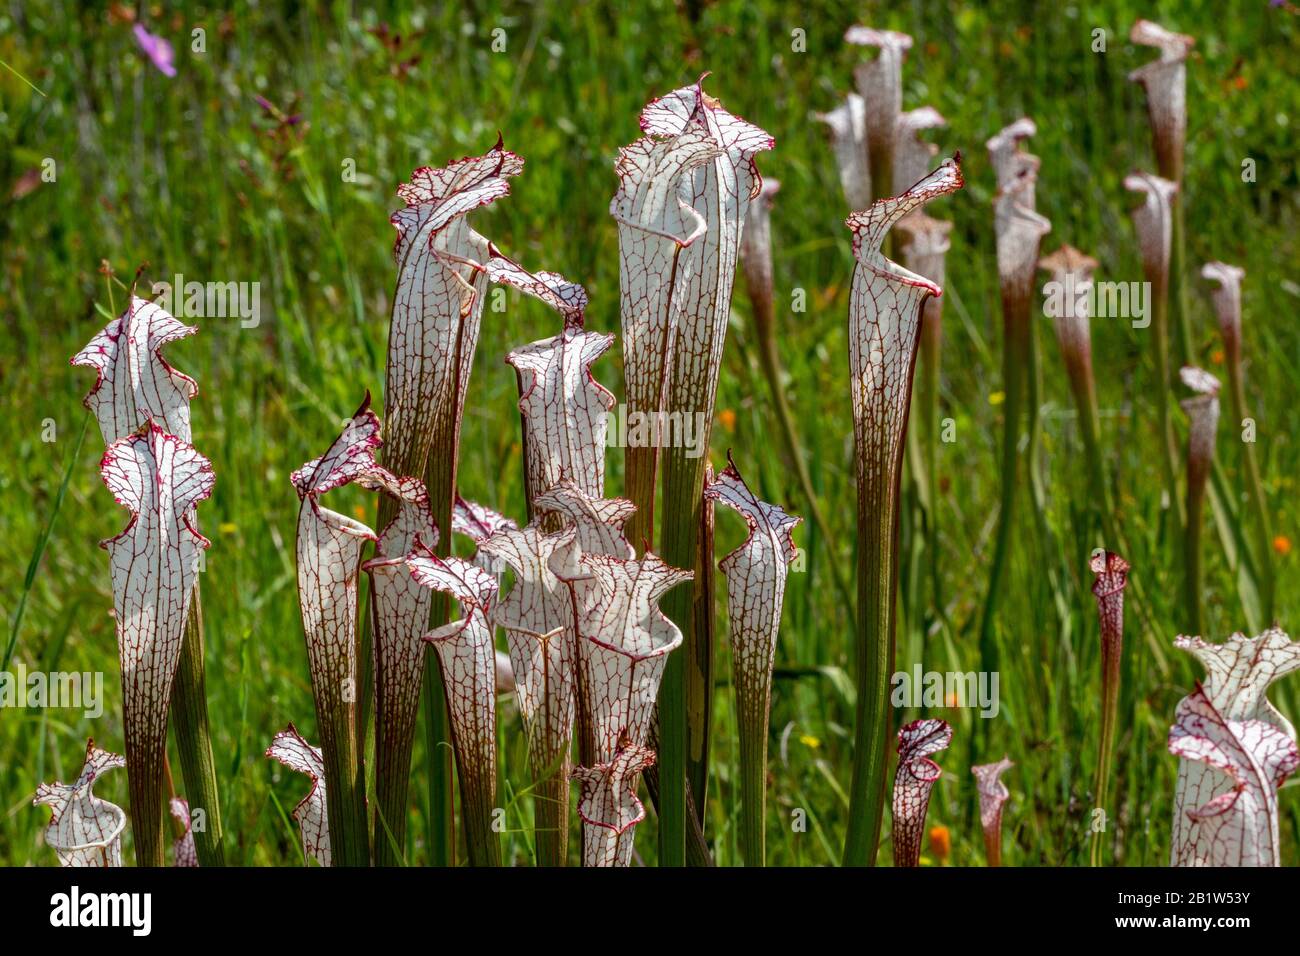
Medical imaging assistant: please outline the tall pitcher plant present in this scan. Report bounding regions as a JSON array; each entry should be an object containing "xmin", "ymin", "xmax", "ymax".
[
  {"xmin": 979, "ymin": 121, "xmax": 1051, "ymax": 672},
  {"xmin": 375, "ymin": 140, "xmax": 521, "ymax": 864},
  {"xmin": 1039, "ymin": 246, "xmax": 1116, "ymax": 543},
  {"xmin": 611, "ymin": 80, "xmax": 773, "ymax": 864},
  {"xmin": 480, "ymin": 265, "xmax": 615, "ymax": 865},
  {"xmin": 1129, "ymin": 20, "xmax": 1195, "ymax": 365},
  {"xmin": 1126, "ymin": 170, "xmax": 1184, "ymax": 539},
  {"xmin": 705, "ymin": 455, "xmax": 800, "ymax": 866},
  {"xmin": 1203, "ymin": 262, "xmax": 1274, "ymax": 619},
  {"xmin": 72, "ymin": 293, "xmax": 225, "ymax": 867},
  {"xmin": 842, "ymin": 158, "xmax": 964, "ymax": 866}
]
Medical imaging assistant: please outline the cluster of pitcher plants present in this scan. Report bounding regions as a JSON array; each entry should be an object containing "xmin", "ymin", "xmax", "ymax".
[{"xmin": 35, "ymin": 16, "xmax": 1295, "ymax": 868}]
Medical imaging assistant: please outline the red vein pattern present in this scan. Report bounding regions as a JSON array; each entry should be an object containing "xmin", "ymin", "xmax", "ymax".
[
  {"xmin": 568, "ymin": 549, "xmax": 689, "ymax": 866},
  {"xmin": 479, "ymin": 520, "xmax": 575, "ymax": 859},
  {"xmin": 485, "ymin": 258, "xmax": 588, "ymax": 329},
  {"xmin": 610, "ymin": 96, "xmax": 718, "ymax": 542},
  {"xmin": 571, "ymin": 551, "xmax": 691, "ymax": 759},
  {"xmin": 573, "ymin": 740, "xmax": 657, "ymax": 867},
  {"xmin": 844, "ymin": 159, "xmax": 962, "ymax": 864},
  {"xmin": 71, "ymin": 295, "xmax": 197, "ymax": 444},
  {"xmin": 633, "ymin": 86, "xmax": 774, "ymax": 860},
  {"xmin": 100, "ymin": 422, "xmax": 213, "ymax": 867},
  {"xmin": 453, "ymin": 496, "xmax": 517, "ymax": 541},
  {"xmin": 705, "ymin": 457, "xmax": 799, "ymax": 757},
  {"xmin": 847, "ymin": 158, "xmax": 962, "ymax": 493},
  {"xmin": 971, "ymin": 757, "xmax": 1013, "ymax": 867},
  {"xmin": 535, "ymin": 481, "xmax": 637, "ymax": 770},
  {"xmin": 34, "ymin": 740, "xmax": 127, "ymax": 867},
  {"xmin": 376, "ymin": 142, "xmax": 522, "ymax": 862},
  {"xmin": 452, "ymin": 495, "xmax": 518, "ymax": 574},
  {"xmin": 643, "ymin": 81, "xmax": 773, "ymax": 475},
  {"xmin": 72, "ymin": 294, "xmax": 210, "ymax": 866},
  {"xmin": 169, "ymin": 796, "xmax": 197, "ymax": 867},
  {"xmin": 891, "ymin": 718, "xmax": 952, "ymax": 867},
  {"xmin": 1170, "ymin": 629, "xmax": 1300, "ymax": 866},
  {"xmin": 507, "ymin": 322, "xmax": 616, "ymax": 508},
  {"xmin": 535, "ymin": 479, "xmax": 635, "ymax": 560},
  {"xmin": 705, "ymin": 455, "xmax": 799, "ymax": 864},
  {"xmin": 1090, "ymin": 550, "xmax": 1130, "ymax": 659},
  {"xmin": 266, "ymin": 723, "xmax": 331, "ymax": 866},
  {"xmin": 1128, "ymin": 20, "xmax": 1194, "ymax": 183},
  {"xmin": 383, "ymin": 141, "xmax": 522, "ymax": 489},
  {"xmin": 293, "ymin": 394, "xmax": 421, "ymax": 864},
  {"xmin": 1168, "ymin": 683, "xmax": 1298, "ymax": 866},
  {"xmin": 292, "ymin": 407, "xmax": 382, "ymax": 767},
  {"xmin": 405, "ymin": 548, "xmax": 501, "ymax": 865},
  {"xmin": 613, "ymin": 80, "xmax": 772, "ymax": 548},
  {"xmin": 360, "ymin": 479, "xmax": 439, "ymax": 850}
]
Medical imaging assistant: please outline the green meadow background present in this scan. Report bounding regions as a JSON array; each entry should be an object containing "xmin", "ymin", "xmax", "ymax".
[{"xmin": 2, "ymin": 0, "xmax": 1298, "ymax": 866}]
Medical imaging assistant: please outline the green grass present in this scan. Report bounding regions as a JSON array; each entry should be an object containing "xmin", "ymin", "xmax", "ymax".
[{"xmin": 2, "ymin": 0, "xmax": 1298, "ymax": 866}]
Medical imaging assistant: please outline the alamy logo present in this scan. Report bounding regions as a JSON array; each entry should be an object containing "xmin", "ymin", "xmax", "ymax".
[
  {"xmin": 50, "ymin": 886, "xmax": 151, "ymax": 936},
  {"xmin": 890, "ymin": 665, "xmax": 1000, "ymax": 718},
  {"xmin": 152, "ymin": 272, "xmax": 261, "ymax": 328},
  {"xmin": 1042, "ymin": 274, "xmax": 1151, "ymax": 329},
  {"xmin": 0, "ymin": 663, "xmax": 102, "ymax": 718},
  {"xmin": 605, "ymin": 403, "xmax": 707, "ymax": 459}
]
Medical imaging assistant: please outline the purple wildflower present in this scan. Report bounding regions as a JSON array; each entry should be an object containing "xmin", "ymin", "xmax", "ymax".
[{"xmin": 133, "ymin": 24, "xmax": 176, "ymax": 78}]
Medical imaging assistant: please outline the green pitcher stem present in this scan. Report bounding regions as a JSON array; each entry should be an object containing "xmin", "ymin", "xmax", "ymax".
[
  {"xmin": 318, "ymin": 671, "xmax": 369, "ymax": 866},
  {"xmin": 640, "ymin": 756, "xmax": 716, "ymax": 865},
  {"xmin": 1185, "ymin": 421, "xmax": 1212, "ymax": 637},
  {"xmin": 842, "ymin": 447, "xmax": 902, "ymax": 866},
  {"xmin": 686, "ymin": 493, "xmax": 715, "ymax": 828},
  {"xmin": 1185, "ymin": 484, "xmax": 1205, "ymax": 637},
  {"xmin": 169, "ymin": 593, "xmax": 225, "ymax": 865},
  {"xmin": 422, "ymin": 428, "xmax": 457, "ymax": 866},
  {"xmin": 422, "ymin": 647, "xmax": 455, "ymax": 866},
  {"xmin": 1170, "ymin": 198, "xmax": 1192, "ymax": 367},
  {"xmin": 421, "ymin": 454, "xmax": 457, "ymax": 866},
  {"xmin": 623, "ymin": 442, "xmax": 658, "ymax": 554},
  {"xmin": 657, "ymin": 441, "xmax": 709, "ymax": 867},
  {"xmin": 457, "ymin": 744, "xmax": 502, "ymax": 866},
  {"xmin": 531, "ymin": 764, "xmax": 568, "ymax": 867},
  {"xmin": 919, "ymin": 308, "xmax": 942, "ymax": 608},
  {"xmin": 1152, "ymin": 289, "xmax": 1186, "ymax": 535},
  {"xmin": 1226, "ymin": 359, "xmax": 1274, "ymax": 619},
  {"xmin": 1089, "ymin": 663, "xmax": 1119, "ymax": 867},
  {"xmin": 370, "ymin": 567, "xmax": 417, "ymax": 864},
  {"xmin": 1074, "ymin": 379, "xmax": 1112, "ymax": 530},
  {"xmin": 737, "ymin": 681, "xmax": 770, "ymax": 866},
  {"xmin": 654, "ymin": 649, "xmax": 687, "ymax": 867}
]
